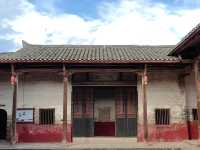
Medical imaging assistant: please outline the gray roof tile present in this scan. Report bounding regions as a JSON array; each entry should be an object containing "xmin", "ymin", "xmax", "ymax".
[{"xmin": 0, "ymin": 42, "xmax": 180, "ymax": 63}]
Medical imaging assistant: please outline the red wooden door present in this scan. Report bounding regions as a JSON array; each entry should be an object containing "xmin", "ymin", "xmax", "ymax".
[{"xmin": 94, "ymin": 122, "xmax": 115, "ymax": 136}]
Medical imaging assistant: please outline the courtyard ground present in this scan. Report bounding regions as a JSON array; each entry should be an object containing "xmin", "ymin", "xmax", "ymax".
[{"xmin": 0, "ymin": 138, "xmax": 200, "ymax": 150}]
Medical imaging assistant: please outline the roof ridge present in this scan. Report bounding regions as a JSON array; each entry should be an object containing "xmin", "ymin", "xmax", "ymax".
[
  {"xmin": 0, "ymin": 52, "xmax": 14, "ymax": 54},
  {"xmin": 21, "ymin": 41, "xmax": 175, "ymax": 48}
]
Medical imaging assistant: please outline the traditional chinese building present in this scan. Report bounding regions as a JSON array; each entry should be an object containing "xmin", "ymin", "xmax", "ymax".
[{"xmin": 0, "ymin": 23, "xmax": 200, "ymax": 144}]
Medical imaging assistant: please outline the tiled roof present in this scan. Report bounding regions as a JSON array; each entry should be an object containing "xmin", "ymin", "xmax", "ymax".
[
  {"xmin": 0, "ymin": 52, "xmax": 15, "ymax": 60},
  {"xmin": 0, "ymin": 42, "xmax": 180, "ymax": 63},
  {"xmin": 169, "ymin": 23, "xmax": 200, "ymax": 56}
]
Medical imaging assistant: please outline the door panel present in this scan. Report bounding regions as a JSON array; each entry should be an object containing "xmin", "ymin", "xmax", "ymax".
[
  {"xmin": 73, "ymin": 87, "xmax": 94, "ymax": 137},
  {"xmin": 116, "ymin": 87, "xmax": 137, "ymax": 137},
  {"xmin": 116, "ymin": 118, "xmax": 127, "ymax": 136},
  {"xmin": 94, "ymin": 122, "xmax": 115, "ymax": 136},
  {"xmin": 73, "ymin": 118, "xmax": 93, "ymax": 137},
  {"xmin": 127, "ymin": 118, "xmax": 137, "ymax": 136}
]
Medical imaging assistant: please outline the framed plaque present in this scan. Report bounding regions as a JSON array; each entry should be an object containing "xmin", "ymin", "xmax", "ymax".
[{"xmin": 16, "ymin": 108, "xmax": 34, "ymax": 123}]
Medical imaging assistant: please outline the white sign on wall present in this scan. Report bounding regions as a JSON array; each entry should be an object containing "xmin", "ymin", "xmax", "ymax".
[{"xmin": 16, "ymin": 108, "xmax": 34, "ymax": 123}]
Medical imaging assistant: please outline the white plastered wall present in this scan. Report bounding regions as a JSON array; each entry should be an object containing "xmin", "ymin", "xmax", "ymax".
[
  {"xmin": 138, "ymin": 70, "xmax": 187, "ymax": 125},
  {"xmin": 17, "ymin": 73, "xmax": 63, "ymax": 124},
  {"xmin": 0, "ymin": 73, "xmax": 12, "ymax": 116},
  {"xmin": 185, "ymin": 71, "xmax": 197, "ymax": 120},
  {"xmin": 185, "ymin": 72, "xmax": 197, "ymax": 108}
]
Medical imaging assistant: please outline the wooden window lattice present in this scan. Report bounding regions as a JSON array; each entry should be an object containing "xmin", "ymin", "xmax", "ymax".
[
  {"xmin": 192, "ymin": 109, "xmax": 198, "ymax": 121},
  {"xmin": 39, "ymin": 108, "xmax": 55, "ymax": 125},
  {"xmin": 98, "ymin": 107, "xmax": 111, "ymax": 122},
  {"xmin": 155, "ymin": 109, "xmax": 170, "ymax": 125},
  {"xmin": 73, "ymin": 88, "xmax": 93, "ymax": 118}
]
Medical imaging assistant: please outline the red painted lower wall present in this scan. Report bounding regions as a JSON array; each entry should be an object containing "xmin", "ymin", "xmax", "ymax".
[
  {"xmin": 138, "ymin": 122, "xmax": 198, "ymax": 142},
  {"xmin": 16, "ymin": 124, "xmax": 64, "ymax": 143},
  {"xmin": 66, "ymin": 123, "xmax": 72, "ymax": 143},
  {"xmin": 188, "ymin": 121, "xmax": 199, "ymax": 139},
  {"xmin": 16, "ymin": 122, "xmax": 198, "ymax": 143}
]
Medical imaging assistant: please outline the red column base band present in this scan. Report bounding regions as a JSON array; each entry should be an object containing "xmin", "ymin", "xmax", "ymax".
[{"xmin": 66, "ymin": 123, "xmax": 72, "ymax": 143}]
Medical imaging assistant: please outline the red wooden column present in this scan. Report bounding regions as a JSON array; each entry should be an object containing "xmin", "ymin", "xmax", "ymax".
[
  {"xmin": 63, "ymin": 65, "xmax": 73, "ymax": 143},
  {"xmin": 10, "ymin": 64, "xmax": 17, "ymax": 144},
  {"xmin": 194, "ymin": 59, "xmax": 200, "ymax": 139},
  {"xmin": 142, "ymin": 64, "xmax": 148, "ymax": 141}
]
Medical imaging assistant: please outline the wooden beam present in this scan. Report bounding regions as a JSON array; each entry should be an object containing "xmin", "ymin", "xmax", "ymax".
[
  {"xmin": 72, "ymin": 81, "xmax": 137, "ymax": 87},
  {"xmin": 9, "ymin": 66, "xmax": 191, "ymax": 74},
  {"xmin": 70, "ymin": 67, "xmax": 190, "ymax": 74},
  {"xmin": 71, "ymin": 68, "xmax": 141, "ymax": 73},
  {"xmin": 11, "ymin": 64, "xmax": 17, "ymax": 144},
  {"xmin": 142, "ymin": 64, "xmax": 148, "ymax": 141},
  {"xmin": 62, "ymin": 65, "xmax": 72, "ymax": 143},
  {"xmin": 193, "ymin": 59, "xmax": 200, "ymax": 139},
  {"xmin": 16, "ymin": 68, "xmax": 62, "ymax": 73}
]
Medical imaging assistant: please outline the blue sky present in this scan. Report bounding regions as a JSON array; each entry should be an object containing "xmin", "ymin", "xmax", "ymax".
[
  {"xmin": 28, "ymin": 0, "xmax": 109, "ymax": 19},
  {"xmin": 0, "ymin": 0, "xmax": 200, "ymax": 52}
]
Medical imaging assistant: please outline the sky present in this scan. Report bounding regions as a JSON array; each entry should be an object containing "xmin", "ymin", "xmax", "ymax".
[{"xmin": 0, "ymin": 0, "xmax": 200, "ymax": 52}]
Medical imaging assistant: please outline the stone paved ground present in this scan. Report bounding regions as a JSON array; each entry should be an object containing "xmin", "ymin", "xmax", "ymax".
[{"xmin": 0, "ymin": 138, "xmax": 200, "ymax": 150}]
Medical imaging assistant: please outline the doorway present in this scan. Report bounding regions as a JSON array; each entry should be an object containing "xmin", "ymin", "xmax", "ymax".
[
  {"xmin": 94, "ymin": 87, "xmax": 115, "ymax": 136},
  {"xmin": 72, "ymin": 86, "xmax": 138, "ymax": 137},
  {"xmin": 0, "ymin": 109, "xmax": 7, "ymax": 140}
]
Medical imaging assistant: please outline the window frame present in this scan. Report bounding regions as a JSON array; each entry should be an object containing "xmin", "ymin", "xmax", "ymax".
[
  {"xmin": 39, "ymin": 108, "xmax": 55, "ymax": 125},
  {"xmin": 155, "ymin": 108, "xmax": 170, "ymax": 125}
]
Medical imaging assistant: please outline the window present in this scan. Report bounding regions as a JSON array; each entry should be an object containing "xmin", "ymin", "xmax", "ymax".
[
  {"xmin": 192, "ymin": 109, "xmax": 198, "ymax": 121},
  {"xmin": 39, "ymin": 108, "xmax": 55, "ymax": 125},
  {"xmin": 155, "ymin": 109, "xmax": 170, "ymax": 125}
]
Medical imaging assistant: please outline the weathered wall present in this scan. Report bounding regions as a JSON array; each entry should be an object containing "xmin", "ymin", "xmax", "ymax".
[
  {"xmin": 0, "ymin": 72, "xmax": 64, "ymax": 142},
  {"xmin": 0, "ymin": 73, "xmax": 64, "ymax": 121},
  {"xmin": 1, "ymin": 70, "xmax": 198, "ymax": 142},
  {"xmin": 185, "ymin": 72, "xmax": 197, "ymax": 109},
  {"xmin": 17, "ymin": 73, "xmax": 63, "ymax": 124},
  {"xmin": 137, "ymin": 70, "xmax": 189, "ymax": 141},
  {"xmin": 17, "ymin": 73, "xmax": 64, "ymax": 142},
  {"xmin": 185, "ymin": 72, "xmax": 198, "ymax": 139}
]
